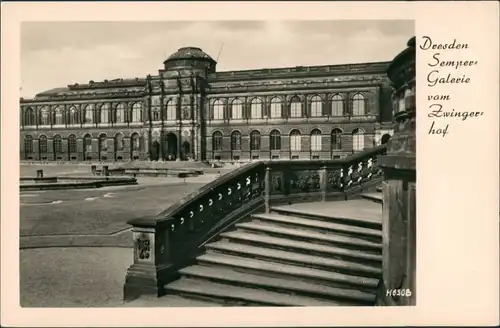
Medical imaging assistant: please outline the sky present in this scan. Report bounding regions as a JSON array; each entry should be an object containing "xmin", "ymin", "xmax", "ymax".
[{"xmin": 21, "ymin": 20, "xmax": 414, "ymax": 98}]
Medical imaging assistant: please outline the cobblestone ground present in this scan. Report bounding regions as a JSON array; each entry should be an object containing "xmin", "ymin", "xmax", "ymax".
[
  {"xmin": 20, "ymin": 247, "xmax": 132, "ymax": 307},
  {"xmin": 19, "ymin": 164, "xmax": 220, "ymax": 307}
]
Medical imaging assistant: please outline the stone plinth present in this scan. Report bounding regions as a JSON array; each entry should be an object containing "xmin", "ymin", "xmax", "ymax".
[{"xmin": 375, "ymin": 37, "xmax": 416, "ymax": 306}]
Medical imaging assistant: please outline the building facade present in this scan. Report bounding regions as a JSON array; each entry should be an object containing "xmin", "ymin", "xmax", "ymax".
[{"xmin": 20, "ymin": 47, "xmax": 395, "ymax": 162}]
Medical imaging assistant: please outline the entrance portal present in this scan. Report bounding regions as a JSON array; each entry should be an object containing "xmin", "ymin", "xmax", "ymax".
[
  {"xmin": 164, "ymin": 133, "xmax": 178, "ymax": 161},
  {"xmin": 182, "ymin": 141, "xmax": 191, "ymax": 160},
  {"xmin": 150, "ymin": 141, "xmax": 160, "ymax": 161}
]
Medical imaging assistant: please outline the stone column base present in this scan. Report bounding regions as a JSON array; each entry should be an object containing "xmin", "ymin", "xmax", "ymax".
[{"xmin": 123, "ymin": 263, "xmax": 179, "ymax": 302}]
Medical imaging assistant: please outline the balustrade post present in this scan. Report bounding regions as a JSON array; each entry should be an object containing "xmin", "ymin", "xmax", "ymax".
[
  {"xmin": 264, "ymin": 166, "xmax": 271, "ymax": 213},
  {"xmin": 320, "ymin": 166, "xmax": 328, "ymax": 202},
  {"xmin": 375, "ymin": 37, "xmax": 416, "ymax": 306},
  {"xmin": 123, "ymin": 218, "xmax": 176, "ymax": 301}
]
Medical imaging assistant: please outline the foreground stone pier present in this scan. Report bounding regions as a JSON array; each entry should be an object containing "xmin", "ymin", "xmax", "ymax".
[{"xmin": 375, "ymin": 36, "xmax": 416, "ymax": 306}]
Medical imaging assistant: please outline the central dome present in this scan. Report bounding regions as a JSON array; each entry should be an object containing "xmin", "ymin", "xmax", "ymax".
[{"xmin": 165, "ymin": 47, "xmax": 215, "ymax": 63}]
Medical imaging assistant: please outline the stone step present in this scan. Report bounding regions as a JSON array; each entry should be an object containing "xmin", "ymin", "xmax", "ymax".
[
  {"xmin": 219, "ymin": 230, "xmax": 382, "ymax": 266},
  {"xmin": 179, "ymin": 265, "xmax": 375, "ymax": 305},
  {"xmin": 124, "ymin": 294, "xmax": 220, "ymax": 307},
  {"xmin": 361, "ymin": 192, "xmax": 383, "ymax": 204},
  {"xmin": 166, "ymin": 278, "xmax": 347, "ymax": 306},
  {"xmin": 235, "ymin": 221, "xmax": 382, "ymax": 254},
  {"xmin": 206, "ymin": 241, "xmax": 381, "ymax": 278},
  {"xmin": 251, "ymin": 212, "xmax": 382, "ymax": 242},
  {"xmin": 271, "ymin": 200, "xmax": 382, "ymax": 230},
  {"xmin": 196, "ymin": 253, "xmax": 379, "ymax": 292}
]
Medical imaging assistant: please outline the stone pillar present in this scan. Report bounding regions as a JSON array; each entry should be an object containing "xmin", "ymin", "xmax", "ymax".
[
  {"xmin": 264, "ymin": 167, "xmax": 271, "ymax": 213},
  {"xmin": 102, "ymin": 165, "xmax": 109, "ymax": 177},
  {"xmin": 319, "ymin": 166, "xmax": 328, "ymax": 201},
  {"xmin": 375, "ymin": 37, "xmax": 416, "ymax": 306}
]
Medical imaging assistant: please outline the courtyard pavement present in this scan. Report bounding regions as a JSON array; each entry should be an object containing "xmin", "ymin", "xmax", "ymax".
[{"xmin": 19, "ymin": 164, "xmax": 221, "ymax": 307}]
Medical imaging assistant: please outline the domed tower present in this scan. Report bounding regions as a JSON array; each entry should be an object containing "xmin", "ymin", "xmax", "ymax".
[
  {"xmin": 149, "ymin": 47, "xmax": 216, "ymax": 162},
  {"xmin": 163, "ymin": 46, "xmax": 217, "ymax": 78}
]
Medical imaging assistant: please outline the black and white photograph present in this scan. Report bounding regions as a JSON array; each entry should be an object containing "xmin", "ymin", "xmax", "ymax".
[{"xmin": 18, "ymin": 19, "xmax": 416, "ymax": 308}]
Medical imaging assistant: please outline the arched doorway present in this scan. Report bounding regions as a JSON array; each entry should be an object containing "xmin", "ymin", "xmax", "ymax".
[
  {"xmin": 150, "ymin": 141, "xmax": 160, "ymax": 161},
  {"xmin": 164, "ymin": 133, "xmax": 177, "ymax": 161},
  {"xmin": 182, "ymin": 141, "xmax": 191, "ymax": 160},
  {"xmin": 381, "ymin": 134, "xmax": 392, "ymax": 145}
]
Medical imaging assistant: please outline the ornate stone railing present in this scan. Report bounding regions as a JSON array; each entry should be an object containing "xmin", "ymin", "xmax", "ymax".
[{"xmin": 123, "ymin": 144, "xmax": 387, "ymax": 301}]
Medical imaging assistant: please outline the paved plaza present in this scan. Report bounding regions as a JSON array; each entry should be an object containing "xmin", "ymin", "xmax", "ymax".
[{"xmin": 19, "ymin": 164, "xmax": 215, "ymax": 307}]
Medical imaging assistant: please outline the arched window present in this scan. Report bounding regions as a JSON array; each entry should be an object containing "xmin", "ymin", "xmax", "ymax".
[
  {"xmin": 331, "ymin": 94, "xmax": 344, "ymax": 116},
  {"xmin": 53, "ymin": 107, "xmax": 64, "ymax": 125},
  {"xmin": 270, "ymin": 97, "xmax": 282, "ymax": 118},
  {"xmin": 68, "ymin": 106, "xmax": 79, "ymax": 125},
  {"xmin": 165, "ymin": 100, "xmax": 176, "ymax": 121},
  {"xmin": 131, "ymin": 133, "xmax": 141, "ymax": 151},
  {"xmin": 38, "ymin": 135, "xmax": 47, "ymax": 154},
  {"xmin": 270, "ymin": 130, "xmax": 281, "ymax": 150},
  {"xmin": 68, "ymin": 134, "xmax": 77, "ymax": 153},
  {"xmin": 352, "ymin": 93, "xmax": 366, "ymax": 116},
  {"xmin": 250, "ymin": 130, "xmax": 261, "ymax": 151},
  {"xmin": 230, "ymin": 131, "xmax": 242, "ymax": 151},
  {"xmin": 212, "ymin": 99, "xmax": 224, "ymax": 120},
  {"xmin": 24, "ymin": 107, "xmax": 35, "ymax": 126},
  {"xmin": 310, "ymin": 129, "xmax": 322, "ymax": 151},
  {"xmin": 40, "ymin": 107, "xmax": 50, "ymax": 125},
  {"xmin": 250, "ymin": 98, "xmax": 262, "ymax": 119},
  {"xmin": 381, "ymin": 133, "xmax": 391, "ymax": 145},
  {"xmin": 115, "ymin": 103, "xmax": 126, "ymax": 123},
  {"xmin": 231, "ymin": 99, "xmax": 243, "ymax": 119},
  {"xmin": 352, "ymin": 128, "xmax": 365, "ymax": 151},
  {"xmin": 310, "ymin": 96, "xmax": 322, "ymax": 117},
  {"xmin": 115, "ymin": 133, "xmax": 124, "ymax": 151},
  {"xmin": 290, "ymin": 130, "xmax": 301, "ymax": 152},
  {"xmin": 24, "ymin": 135, "xmax": 33, "ymax": 153},
  {"xmin": 53, "ymin": 135, "xmax": 62, "ymax": 153},
  {"xmin": 212, "ymin": 131, "xmax": 223, "ymax": 151},
  {"xmin": 331, "ymin": 128, "xmax": 343, "ymax": 150},
  {"xmin": 99, "ymin": 134, "xmax": 107, "ymax": 151},
  {"xmin": 290, "ymin": 96, "xmax": 302, "ymax": 118},
  {"xmin": 131, "ymin": 102, "xmax": 143, "ymax": 122},
  {"xmin": 99, "ymin": 104, "xmax": 110, "ymax": 123},
  {"xmin": 84, "ymin": 104, "xmax": 94, "ymax": 124},
  {"xmin": 83, "ymin": 134, "xmax": 93, "ymax": 153}
]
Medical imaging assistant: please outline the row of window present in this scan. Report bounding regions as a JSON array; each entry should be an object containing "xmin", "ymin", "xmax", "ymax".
[
  {"xmin": 22, "ymin": 92, "xmax": 369, "ymax": 127},
  {"xmin": 23, "ymin": 103, "xmax": 144, "ymax": 126},
  {"xmin": 23, "ymin": 133, "xmax": 142, "ymax": 153},
  {"xmin": 212, "ymin": 128, "xmax": 365, "ymax": 152},
  {"xmin": 210, "ymin": 93, "xmax": 366, "ymax": 120}
]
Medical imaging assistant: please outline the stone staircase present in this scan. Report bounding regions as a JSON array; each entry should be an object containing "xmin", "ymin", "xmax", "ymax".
[{"xmin": 147, "ymin": 185, "xmax": 384, "ymax": 307}]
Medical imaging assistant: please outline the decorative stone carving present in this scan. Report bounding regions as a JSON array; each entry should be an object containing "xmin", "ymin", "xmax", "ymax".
[{"xmin": 136, "ymin": 237, "xmax": 151, "ymax": 260}]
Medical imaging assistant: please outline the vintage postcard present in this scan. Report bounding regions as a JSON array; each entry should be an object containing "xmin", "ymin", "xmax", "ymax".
[{"xmin": 1, "ymin": 1, "xmax": 499, "ymax": 327}]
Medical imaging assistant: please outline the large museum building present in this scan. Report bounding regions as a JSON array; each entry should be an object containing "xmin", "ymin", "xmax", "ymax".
[{"xmin": 19, "ymin": 47, "xmax": 396, "ymax": 162}]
